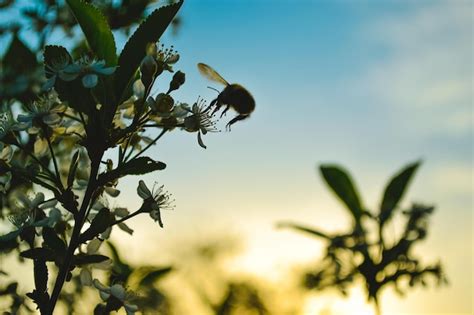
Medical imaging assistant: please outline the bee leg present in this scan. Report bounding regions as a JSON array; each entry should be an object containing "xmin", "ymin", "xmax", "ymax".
[
  {"xmin": 220, "ymin": 105, "xmax": 230, "ymax": 118},
  {"xmin": 204, "ymin": 98, "xmax": 217, "ymax": 113},
  {"xmin": 211, "ymin": 103, "xmax": 222, "ymax": 116},
  {"xmin": 226, "ymin": 114, "xmax": 249, "ymax": 131}
]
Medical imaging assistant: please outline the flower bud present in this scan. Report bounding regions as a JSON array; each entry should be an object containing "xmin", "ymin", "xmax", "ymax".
[
  {"xmin": 140, "ymin": 55, "xmax": 158, "ymax": 88},
  {"xmin": 184, "ymin": 115, "xmax": 199, "ymax": 132},
  {"xmin": 168, "ymin": 70, "xmax": 185, "ymax": 93},
  {"xmin": 152, "ymin": 93, "xmax": 174, "ymax": 113}
]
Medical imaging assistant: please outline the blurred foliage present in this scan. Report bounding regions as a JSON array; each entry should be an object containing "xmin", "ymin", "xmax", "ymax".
[
  {"xmin": 52, "ymin": 238, "xmax": 274, "ymax": 315},
  {"xmin": 279, "ymin": 161, "xmax": 447, "ymax": 315},
  {"xmin": 179, "ymin": 237, "xmax": 270, "ymax": 315},
  {"xmin": 54, "ymin": 241, "xmax": 172, "ymax": 315}
]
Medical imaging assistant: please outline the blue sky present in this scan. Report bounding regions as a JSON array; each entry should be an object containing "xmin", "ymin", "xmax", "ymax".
[
  {"xmin": 143, "ymin": 1, "xmax": 473, "ymax": 313},
  {"xmin": 1, "ymin": 0, "xmax": 472, "ymax": 314}
]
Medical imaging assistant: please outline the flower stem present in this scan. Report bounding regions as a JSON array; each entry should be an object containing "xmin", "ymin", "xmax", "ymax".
[
  {"xmin": 46, "ymin": 153, "xmax": 102, "ymax": 314},
  {"xmin": 126, "ymin": 128, "xmax": 167, "ymax": 162},
  {"xmin": 112, "ymin": 206, "xmax": 145, "ymax": 227},
  {"xmin": 11, "ymin": 137, "xmax": 56, "ymax": 180},
  {"xmin": 45, "ymin": 135, "xmax": 63, "ymax": 191}
]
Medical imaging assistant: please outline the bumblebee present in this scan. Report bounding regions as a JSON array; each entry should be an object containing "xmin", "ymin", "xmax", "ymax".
[{"xmin": 197, "ymin": 63, "xmax": 255, "ymax": 129}]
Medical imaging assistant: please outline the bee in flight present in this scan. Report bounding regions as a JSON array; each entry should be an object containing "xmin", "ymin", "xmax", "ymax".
[{"xmin": 197, "ymin": 63, "xmax": 255, "ymax": 130}]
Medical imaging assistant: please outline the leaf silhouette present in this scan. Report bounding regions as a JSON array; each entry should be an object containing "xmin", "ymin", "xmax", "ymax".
[
  {"xmin": 379, "ymin": 161, "xmax": 420, "ymax": 226},
  {"xmin": 277, "ymin": 222, "xmax": 331, "ymax": 240},
  {"xmin": 320, "ymin": 165, "xmax": 363, "ymax": 222}
]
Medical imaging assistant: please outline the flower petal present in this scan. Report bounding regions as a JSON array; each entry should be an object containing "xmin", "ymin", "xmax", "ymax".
[
  {"xmin": 105, "ymin": 186, "xmax": 120, "ymax": 197},
  {"xmin": 39, "ymin": 199, "xmax": 58, "ymax": 209},
  {"xmin": 118, "ymin": 222, "xmax": 134, "ymax": 235},
  {"xmin": 82, "ymin": 74, "xmax": 98, "ymax": 88},
  {"xmin": 87, "ymin": 239, "xmax": 102, "ymax": 254},
  {"xmin": 42, "ymin": 77, "xmax": 56, "ymax": 91},
  {"xmin": 110, "ymin": 284, "xmax": 126, "ymax": 300},
  {"xmin": 125, "ymin": 303, "xmax": 139, "ymax": 315},
  {"xmin": 94, "ymin": 66, "xmax": 116, "ymax": 75},
  {"xmin": 43, "ymin": 113, "xmax": 61, "ymax": 126},
  {"xmin": 114, "ymin": 207, "xmax": 129, "ymax": 217},
  {"xmin": 137, "ymin": 180, "xmax": 152, "ymax": 199},
  {"xmin": 92, "ymin": 279, "xmax": 109, "ymax": 292},
  {"xmin": 99, "ymin": 291, "xmax": 110, "ymax": 301},
  {"xmin": 80, "ymin": 268, "xmax": 92, "ymax": 286}
]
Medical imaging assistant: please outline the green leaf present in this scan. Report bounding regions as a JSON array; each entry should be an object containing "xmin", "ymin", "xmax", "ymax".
[
  {"xmin": 277, "ymin": 222, "xmax": 331, "ymax": 240},
  {"xmin": 99, "ymin": 157, "xmax": 166, "ymax": 185},
  {"xmin": 139, "ymin": 266, "xmax": 172, "ymax": 286},
  {"xmin": 379, "ymin": 161, "xmax": 421, "ymax": 226},
  {"xmin": 20, "ymin": 248, "xmax": 56, "ymax": 261},
  {"xmin": 73, "ymin": 254, "xmax": 110, "ymax": 266},
  {"xmin": 115, "ymin": 1, "xmax": 183, "ymax": 101},
  {"xmin": 44, "ymin": 45, "xmax": 94, "ymax": 114},
  {"xmin": 79, "ymin": 208, "xmax": 115, "ymax": 244},
  {"xmin": 320, "ymin": 164, "xmax": 363, "ymax": 222},
  {"xmin": 65, "ymin": 0, "xmax": 117, "ymax": 66}
]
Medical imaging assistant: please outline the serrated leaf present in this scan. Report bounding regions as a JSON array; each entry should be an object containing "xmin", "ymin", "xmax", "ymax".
[
  {"xmin": 20, "ymin": 248, "xmax": 56, "ymax": 261},
  {"xmin": 379, "ymin": 161, "xmax": 421, "ymax": 226},
  {"xmin": 42, "ymin": 227, "xmax": 66, "ymax": 254},
  {"xmin": 73, "ymin": 254, "xmax": 110, "ymax": 266},
  {"xmin": 139, "ymin": 266, "xmax": 172, "ymax": 286},
  {"xmin": 99, "ymin": 157, "xmax": 166, "ymax": 185},
  {"xmin": 320, "ymin": 165, "xmax": 363, "ymax": 222},
  {"xmin": 115, "ymin": 1, "xmax": 183, "ymax": 102},
  {"xmin": 33, "ymin": 259, "xmax": 48, "ymax": 294},
  {"xmin": 30, "ymin": 259, "xmax": 50, "ymax": 314},
  {"xmin": 277, "ymin": 222, "xmax": 331, "ymax": 240},
  {"xmin": 79, "ymin": 208, "xmax": 115, "ymax": 244},
  {"xmin": 65, "ymin": 0, "xmax": 117, "ymax": 66},
  {"xmin": 44, "ymin": 45, "xmax": 94, "ymax": 114}
]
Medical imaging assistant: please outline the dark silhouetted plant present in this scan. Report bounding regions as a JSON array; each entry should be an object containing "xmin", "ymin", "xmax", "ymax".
[
  {"xmin": 278, "ymin": 161, "xmax": 447, "ymax": 315},
  {"xmin": 0, "ymin": 0, "xmax": 248, "ymax": 313}
]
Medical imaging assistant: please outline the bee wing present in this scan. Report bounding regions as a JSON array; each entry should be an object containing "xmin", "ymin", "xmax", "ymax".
[{"xmin": 197, "ymin": 63, "xmax": 229, "ymax": 86}]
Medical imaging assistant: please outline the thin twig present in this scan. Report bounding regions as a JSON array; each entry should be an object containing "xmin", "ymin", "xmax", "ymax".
[
  {"xmin": 126, "ymin": 128, "xmax": 167, "ymax": 162},
  {"xmin": 45, "ymin": 134, "xmax": 63, "ymax": 191}
]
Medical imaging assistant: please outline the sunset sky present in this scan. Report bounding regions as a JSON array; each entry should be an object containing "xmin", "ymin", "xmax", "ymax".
[{"xmin": 1, "ymin": 0, "xmax": 472, "ymax": 314}]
